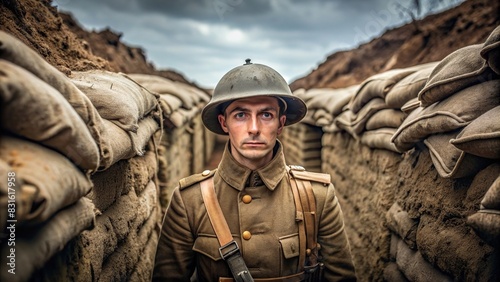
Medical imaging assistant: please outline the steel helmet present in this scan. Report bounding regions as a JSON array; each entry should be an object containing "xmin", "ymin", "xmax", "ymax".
[{"xmin": 202, "ymin": 59, "xmax": 307, "ymax": 135}]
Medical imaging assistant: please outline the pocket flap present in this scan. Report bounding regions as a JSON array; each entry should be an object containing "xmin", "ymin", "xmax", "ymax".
[{"xmin": 279, "ymin": 234, "xmax": 300, "ymax": 259}]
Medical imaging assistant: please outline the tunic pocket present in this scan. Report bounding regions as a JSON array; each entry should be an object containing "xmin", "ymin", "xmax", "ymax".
[
  {"xmin": 193, "ymin": 234, "xmax": 223, "ymax": 261},
  {"xmin": 279, "ymin": 233, "xmax": 300, "ymax": 259}
]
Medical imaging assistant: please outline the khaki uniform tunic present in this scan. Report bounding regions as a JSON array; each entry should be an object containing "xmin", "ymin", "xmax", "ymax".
[{"xmin": 153, "ymin": 142, "xmax": 356, "ymax": 281}]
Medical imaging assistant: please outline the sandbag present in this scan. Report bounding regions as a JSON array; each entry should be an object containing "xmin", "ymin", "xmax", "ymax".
[
  {"xmin": 360, "ymin": 128, "xmax": 402, "ymax": 153},
  {"xmin": 418, "ymin": 44, "xmax": 498, "ymax": 107},
  {"xmin": 424, "ymin": 131, "xmax": 492, "ymax": 178},
  {"xmin": 0, "ymin": 60, "xmax": 100, "ymax": 171},
  {"xmin": 0, "ymin": 197, "xmax": 95, "ymax": 282},
  {"xmin": 386, "ymin": 202, "xmax": 418, "ymax": 249},
  {"xmin": 348, "ymin": 67, "xmax": 421, "ymax": 114},
  {"xmin": 365, "ymin": 109, "xmax": 407, "ymax": 130},
  {"xmin": 158, "ymin": 93, "xmax": 183, "ymax": 115},
  {"xmin": 0, "ymin": 136, "xmax": 93, "ymax": 224},
  {"xmin": 348, "ymin": 98, "xmax": 388, "ymax": 136},
  {"xmin": 70, "ymin": 70, "xmax": 160, "ymax": 132},
  {"xmin": 127, "ymin": 73, "xmax": 201, "ymax": 109},
  {"xmin": 0, "ymin": 31, "xmax": 109, "ymax": 164},
  {"xmin": 481, "ymin": 176, "xmax": 500, "ymax": 210},
  {"xmin": 385, "ymin": 62, "xmax": 438, "ymax": 109},
  {"xmin": 393, "ymin": 236, "xmax": 453, "ymax": 282},
  {"xmin": 467, "ymin": 210, "xmax": 500, "ymax": 247},
  {"xmin": 391, "ymin": 80, "xmax": 500, "ymax": 152},
  {"xmin": 450, "ymin": 106, "xmax": 500, "ymax": 159},
  {"xmin": 480, "ymin": 25, "xmax": 500, "ymax": 75},
  {"xmin": 99, "ymin": 116, "xmax": 160, "ymax": 170}
]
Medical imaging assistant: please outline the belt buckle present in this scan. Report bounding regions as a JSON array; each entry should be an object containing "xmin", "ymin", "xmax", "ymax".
[{"xmin": 219, "ymin": 240, "xmax": 240, "ymax": 260}]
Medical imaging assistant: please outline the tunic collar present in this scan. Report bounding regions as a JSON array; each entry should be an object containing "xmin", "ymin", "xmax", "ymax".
[{"xmin": 217, "ymin": 140, "xmax": 287, "ymax": 191}]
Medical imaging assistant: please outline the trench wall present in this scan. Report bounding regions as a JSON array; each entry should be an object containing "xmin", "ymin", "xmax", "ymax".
[
  {"xmin": 0, "ymin": 30, "xmax": 215, "ymax": 281},
  {"xmin": 282, "ymin": 26, "xmax": 500, "ymax": 281}
]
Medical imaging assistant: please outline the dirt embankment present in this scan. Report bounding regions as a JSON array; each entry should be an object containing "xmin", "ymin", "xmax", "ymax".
[
  {"xmin": 290, "ymin": 0, "xmax": 500, "ymax": 90},
  {"xmin": 0, "ymin": 0, "xmax": 201, "ymax": 89}
]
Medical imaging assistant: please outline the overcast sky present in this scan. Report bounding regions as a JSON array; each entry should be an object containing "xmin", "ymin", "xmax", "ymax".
[{"xmin": 53, "ymin": 0, "xmax": 461, "ymax": 88}]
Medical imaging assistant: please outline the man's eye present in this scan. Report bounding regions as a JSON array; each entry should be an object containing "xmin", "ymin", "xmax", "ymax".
[
  {"xmin": 262, "ymin": 112, "xmax": 273, "ymax": 119},
  {"xmin": 235, "ymin": 112, "xmax": 246, "ymax": 119}
]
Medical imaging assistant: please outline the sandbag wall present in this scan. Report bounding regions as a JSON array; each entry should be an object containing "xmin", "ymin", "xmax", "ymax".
[
  {"xmin": 0, "ymin": 30, "xmax": 215, "ymax": 281},
  {"xmin": 127, "ymin": 74, "xmax": 213, "ymax": 210},
  {"xmin": 283, "ymin": 25, "xmax": 500, "ymax": 281},
  {"xmin": 280, "ymin": 122, "xmax": 323, "ymax": 172}
]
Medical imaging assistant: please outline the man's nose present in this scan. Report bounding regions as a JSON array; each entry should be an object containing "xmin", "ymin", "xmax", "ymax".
[{"xmin": 248, "ymin": 115, "xmax": 260, "ymax": 134}]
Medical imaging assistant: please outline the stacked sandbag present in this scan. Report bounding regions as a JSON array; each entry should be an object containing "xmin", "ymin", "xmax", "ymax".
[
  {"xmin": 127, "ymin": 73, "xmax": 213, "ymax": 209},
  {"xmin": 0, "ymin": 31, "xmax": 107, "ymax": 173},
  {"xmin": 0, "ymin": 29, "xmax": 163, "ymax": 281},
  {"xmin": 0, "ymin": 137, "xmax": 96, "ymax": 282},
  {"xmin": 280, "ymin": 122, "xmax": 323, "ymax": 172},
  {"xmin": 69, "ymin": 70, "xmax": 161, "ymax": 170},
  {"xmin": 334, "ymin": 63, "xmax": 437, "ymax": 153},
  {"xmin": 468, "ymin": 174, "xmax": 500, "ymax": 248},
  {"xmin": 40, "ymin": 149, "xmax": 162, "ymax": 282},
  {"xmin": 290, "ymin": 86, "xmax": 358, "ymax": 172},
  {"xmin": 0, "ymin": 30, "xmax": 101, "ymax": 281},
  {"xmin": 392, "ymin": 26, "xmax": 500, "ymax": 178}
]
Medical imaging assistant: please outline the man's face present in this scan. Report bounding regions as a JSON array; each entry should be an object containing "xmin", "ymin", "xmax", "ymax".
[{"xmin": 218, "ymin": 96, "xmax": 286, "ymax": 170}]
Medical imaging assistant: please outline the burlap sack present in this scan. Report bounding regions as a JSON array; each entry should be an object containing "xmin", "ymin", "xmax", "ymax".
[
  {"xmin": 392, "ymin": 236, "xmax": 452, "ymax": 281},
  {"xmin": 467, "ymin": 210, "xmax": 500, "ymax": 247},
  {"xmin": 391, "ymin": 80, "xmax": 500, "ymax": 152},
  {"xmin": 365, "ymin": 109, "xmax": 407, "ymax": 130},
  {"xmin": 307, "ymin": 86, "xmax": 359, "ymax": 117},
  {"xmin": 0, "ymin": 60, "xmax": 100, "ymax": 170},
  {"xmin": 450, "ymin": 106, "xmax": 500, "ymax": 159},
  {"xmin": 176, "ymin": 81, "xmax": 210, "ymax": 103},
  {"xmin": 418, "ymin": 44, "xmax": 498, "ymax": 107},
  {"xmin": 334, "ymin": 110, "xmax": 359, "ymax": 140},
  {"xmin": 159, "ymin": 93, "xmax": 183, "ymax": 115},
  {"xmin": 127, "ymin": 73, "xmax": 200, "ymax": 109},
  {"xmin": 0, "ymin": 197, "xmax": 95, "ymax": 282},
  {"xmin": 480, "ymin": 25, "xmax": 500, "ymax": 75},
  {"xmin": 70, "ymin": 71, "xmax": 160, "ymax": 132},
  {"xmin": 360, "ymin": 128, "xmax": 402, "ymax": 153},
  {"xmin": 99, "ymin": 116, "xmax": 160, "ymax": 169},
  {"xmin": 349, "ymin": 98, "xmax": 388, "ymax": 135},
  {"xmin": 348, "ymin": 67, "xmax": 421, "ymax": 114},
  {"xmin": 309, "ymin": 108, "xmax": 329, "ymax": 126},
  {"xmin": 400, "ymin": 97, "xmax": 420, "ymax": 114},
  {"xmin": 385, "ymin": 62, "xmax": 438, "ymax": 109},
  {"xmin": 481, "ymin": 176, "xmax": 500, "ymax": 210},
  {"xmin": 386, "ymin": 202, "xmax": 417, "ymax": 250},
  {"xmin": 424, "ymin": 131, "xmax": 492, "ymax": 178},
  {"xmin": 98, "ymin": 182, "xmax": 158, "ymax": 281},
  {"xmin": 0, "ymin": 136, "xmax": 93, "ymax": 224},
  {"xmin": 0, "ymin": 31, "xmax": 108, "ymax": 164}
]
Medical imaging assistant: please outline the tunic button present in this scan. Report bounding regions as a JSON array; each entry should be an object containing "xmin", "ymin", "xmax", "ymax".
[
  {"xmin": 242, "ymin": 195, "xmax": 252, "ymax": 204},
  {"xmin": 242, "ymin": 231, "xmax": 252, "ymax": 240},
  {"xmin": 201, "ymin": 170, "xmax": 210, "ymax": 176}
]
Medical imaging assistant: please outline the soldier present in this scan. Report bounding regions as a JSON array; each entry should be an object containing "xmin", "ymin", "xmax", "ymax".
[{"xmin": 153, "ymin": 59, "xmax": 356, "ymax": 281}]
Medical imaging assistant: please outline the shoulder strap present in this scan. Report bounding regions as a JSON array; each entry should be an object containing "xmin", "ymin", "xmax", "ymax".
[
  {"xmin": 287, "ymin": 166, "xmax": 320, "ymax": 269},
  {"xmin": 200, "ymin": 178, "xmax": 254, "ymax": 282}
]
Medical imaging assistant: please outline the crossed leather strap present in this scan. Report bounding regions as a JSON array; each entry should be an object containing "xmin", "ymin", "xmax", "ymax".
[{"xmin": 200, "ymin": 166, "xmax": 320, "ymax": 282}]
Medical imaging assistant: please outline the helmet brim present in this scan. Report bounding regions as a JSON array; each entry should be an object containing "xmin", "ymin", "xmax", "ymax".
[{"xmin": 202, "ymin": 94, "xmax": 307, "ymax": 135}]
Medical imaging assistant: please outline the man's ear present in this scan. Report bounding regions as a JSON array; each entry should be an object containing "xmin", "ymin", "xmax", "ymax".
[
  {"xmin": 277, "ymin": 115, "xmax": 286, "ymax": 135},
  {"xmin": 218, "ymin": 114, "xmax": 229, "ymax": 133}
]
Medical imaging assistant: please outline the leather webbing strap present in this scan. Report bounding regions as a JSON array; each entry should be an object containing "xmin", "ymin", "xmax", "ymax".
[
  {"xmin": 200, "ymin": 178, "xmax": 254, "ymax": 282},
  {"xmin": 288, "ymin": 174, "xmax": 307, "ymax": 271},
  {"xmin": 287, "ymin": 166, "xmax": 320, "ymax": 268}
]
